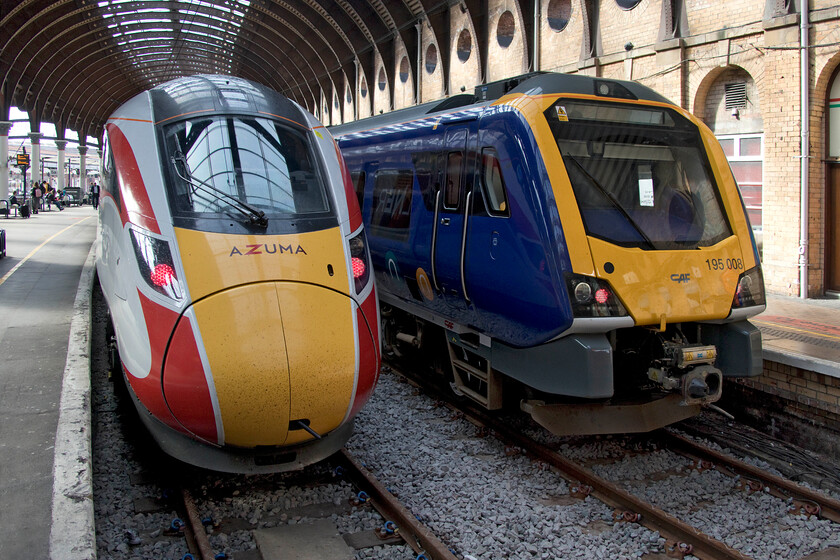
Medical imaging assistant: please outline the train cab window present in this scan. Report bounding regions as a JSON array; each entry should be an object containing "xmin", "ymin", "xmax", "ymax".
[
  {"xmin": 370, "ymin": 169, "xmax": 412, "ymax": 240},
  {"xmin": 546, "ymin": 99, "xmax": 732, "ymax": 250},
  {"xmin": 480, "ymin": 148, "xmax": 509, "ymax": 217},
  {"xmin": 444, "ymin": 152, "xmax": 463, "ymax": 210},
  {"xmin": 351, "ymin": 171, "xmax": 365, "ymax": 210},
  {"xmin": 160, "ymin": 115, "xmax": 332, "ymax": 229}
]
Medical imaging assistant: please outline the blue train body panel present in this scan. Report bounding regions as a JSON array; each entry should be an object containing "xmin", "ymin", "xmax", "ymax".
[{"xmin": 340, "ymin": 104, "xmax": 574, "ymax": 348}]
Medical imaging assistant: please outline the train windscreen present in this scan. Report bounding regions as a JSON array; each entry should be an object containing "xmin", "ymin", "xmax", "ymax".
[
  {"xmin": 544, "ymin": 99, "xmax": 732, "ymax": 250},
  {"xmin": 160, "ymin": 115, "xmax": 331, "ymax": 225}
]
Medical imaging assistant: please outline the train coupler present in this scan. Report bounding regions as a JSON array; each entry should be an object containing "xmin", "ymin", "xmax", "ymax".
[{"xmin": 647, "ymin": 363, "xmax": 722, "ymax": 406}]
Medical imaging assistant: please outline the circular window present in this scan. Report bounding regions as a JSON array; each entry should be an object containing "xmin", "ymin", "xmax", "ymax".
[
  {"xmin": 547, "ymin": 0, "xmax": 571, "ymax": 31},
  {"xmin": 496, "ymin": 11, "xmax": 515, "ymax": 48},
  {"xmin": 615, "ymin": 0, "xmax": 641, "ymax": 9},
  {"xmin": 378, "ymin": 68, "xmax": 386, "ymax": 91},
  {"xmin": 425, "ymin": 43, "xmax": 438, "ymax": 74},
  {"xmin": 456, "ymin": 29, "xmax": 472, "ymax": 63},
  {"xmin": 399, "ymin": 57, "xmax": 409, "ymax": 83},
  {"xmin": 360, "ymin": 77, "xmax": 368, "ymax": 98}
]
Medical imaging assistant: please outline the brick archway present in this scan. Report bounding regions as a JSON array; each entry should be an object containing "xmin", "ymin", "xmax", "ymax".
[{"xmin": 817, "ymin": 53, "xmax": 840, "ymax": 292}]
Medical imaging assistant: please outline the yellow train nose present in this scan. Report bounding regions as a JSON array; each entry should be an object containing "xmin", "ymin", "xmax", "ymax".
[{"xmin": 179, "ymin": 281, "xmax": 358, "ymax": 447}]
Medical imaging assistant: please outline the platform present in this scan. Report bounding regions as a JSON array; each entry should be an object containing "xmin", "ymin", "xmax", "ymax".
[{"xmin": 753, "ymin": 294, "xmax": 840, "ymax": 379}]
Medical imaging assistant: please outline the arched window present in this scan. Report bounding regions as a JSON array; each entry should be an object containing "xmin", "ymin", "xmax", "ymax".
[
  {"xmin": 496, "ymin": 11, "xmax": 515, "ymax": 48},
  {"xmin": 457, "ymin": 29, "xmax": 472, "ymax": 62},
  {"xmin": 547, "ymin": 0, "xmax": 572, "ymax": 32},
  {"xmin": 425, "ymin": 44, "xmax": 438, "ymax": 74}
]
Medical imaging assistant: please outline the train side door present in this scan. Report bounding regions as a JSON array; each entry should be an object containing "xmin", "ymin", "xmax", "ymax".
[{"xmin": 431, "ymin": 126, "xmax": 472, "ymax": 308}]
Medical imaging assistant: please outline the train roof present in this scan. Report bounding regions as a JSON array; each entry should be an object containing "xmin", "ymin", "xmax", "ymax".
[
  {"xmin": 505, "ymin": 72, "xmax": 672, "ymax": 105},
  {"xmin": 331, "ymin": 72, "xmax": 674, "ymax": 138},
  {"xmin": 148, "ymin": 74, "xmax": 308, "ymax": 127}
]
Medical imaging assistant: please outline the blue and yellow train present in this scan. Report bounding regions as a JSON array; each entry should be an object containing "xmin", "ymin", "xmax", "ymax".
[{"xmin": 332, "ymin": 72, "xmax": 764, "ymax": 434}]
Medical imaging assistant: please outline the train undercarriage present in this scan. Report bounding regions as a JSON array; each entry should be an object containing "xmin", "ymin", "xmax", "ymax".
[{"xmin": 382, "ymin": 303, "xmax": 760, "ymax": 436}]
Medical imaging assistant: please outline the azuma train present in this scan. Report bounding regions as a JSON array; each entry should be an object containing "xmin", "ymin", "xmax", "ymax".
[
  {"xmin": 96, "ymin": 75, "xmax": 380, "ymax": 472},
  {"xmin": 332, "ymin": 72, "xmax": 764, "ymax": 435}
]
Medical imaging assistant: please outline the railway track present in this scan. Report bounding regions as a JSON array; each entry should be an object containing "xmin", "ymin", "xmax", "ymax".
[
  {"xmin": 385, "ymin": 359, "xmax": 840, "ymax": 560},
  {"xmin": 122, "ymin": 449, "xmax": 457, "ymax": 560}
]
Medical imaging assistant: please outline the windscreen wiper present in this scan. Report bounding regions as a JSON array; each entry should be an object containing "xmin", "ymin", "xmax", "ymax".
[
  {"xmin": 171, "ymin": 151, "xmax": 268, "ymax": 228},
  {"xmin": 564, "ymin": 154, "xmax": 655, "ymax": 249}
]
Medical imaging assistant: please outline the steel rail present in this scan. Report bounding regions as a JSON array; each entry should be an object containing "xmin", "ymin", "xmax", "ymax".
[
  {"xmin": 338, "ymin": 449, "xmax": 459, "ymax": 560},
  {"xmin": 660, "ymin": 430, "xmax": 840, "ymax": 524},
  {"xmin": 390, "ymin": 364, "xmax": 752, "ymax": 560},
  {"xmin": 181, "ymin": 488, "xmax": 216, "ymax": 560}
]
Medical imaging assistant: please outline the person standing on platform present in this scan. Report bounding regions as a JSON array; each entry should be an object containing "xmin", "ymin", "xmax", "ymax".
[
  {"xmin": 32, "ymin": 182, "xmax": 42, "ymax": 214},
  {"xmin": 90, "ymin": 182, "xmax": 100, "ymax": 210}
]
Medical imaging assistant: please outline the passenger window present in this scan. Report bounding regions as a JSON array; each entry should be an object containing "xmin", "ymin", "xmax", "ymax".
[
  {"xmin": 350, "ymin": 171, "xmax": 365, "ymax": 210},
  {"xmin": 101, "ymin": 137, "xmax": 121, "ymax": 212},
  {"xmin": 445, "ymin": 152, "xmax": 462, "ymax": 210},
  {"xmin": 412, "ymin": 151, "xmax": 440, "ymax": 211},
  {"xmin": 481, "ymin": 148, "xmax": 509, "ymax": 217},
  {"xmin": 371, "ymin": 169, "xmax": 413, "ymax": 240}
]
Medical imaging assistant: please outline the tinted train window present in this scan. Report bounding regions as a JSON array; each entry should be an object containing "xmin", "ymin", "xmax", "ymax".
[
  {"xmin": 546, "ymin": 99, "xmax": 732, "ymax": 250},
  {"xmin": 160, "ymin": 115, "xmax": 330, "ymax": 219},
  {"xmin": 371, "ymin": 169, "xmax": 412, "ymax": 239},
  {"xmin": 351, "ymin": 171, "xmax": 365, "ymax": 209},
  {"xmin": 412, "ymin": 151, "xmax": 440, "ymax": 211},
  {"xmin": 444, "ymin": 152, "xmax": 463, "ymax": 210},
  {"xmin": 480, "ymin": 148, "xmax": 509, "ymax": 217},
  {"xmin": 101, "ymin": 137, "xmax": 121, "ymax": 212}
]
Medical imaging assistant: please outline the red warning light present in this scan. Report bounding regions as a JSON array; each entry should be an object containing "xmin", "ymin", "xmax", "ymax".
[
  {"xmin": 151, "ymin": 263, "xmax": 176, "ymax": 287},
  {"xmin": 351, "ymin": 257, "xmax": 366, "ymax": 279},
  {"xmin": 594, "ymin": 288, "xmax": 610, "ymax": 304}
]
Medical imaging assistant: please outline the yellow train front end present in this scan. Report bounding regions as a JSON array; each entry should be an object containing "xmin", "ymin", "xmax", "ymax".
[
  {"xmin": 173, "ymin": 227, "xmax": 363, "ymax": 450},
  {"xmin": 505, "ymin": 78, "xmax": 764, "ymax": 433}
]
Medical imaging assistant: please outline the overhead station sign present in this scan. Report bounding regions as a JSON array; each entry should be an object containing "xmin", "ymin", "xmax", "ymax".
[{"xmin": 16, "ymin": 153, "xmax": 30, "ymax": 167}]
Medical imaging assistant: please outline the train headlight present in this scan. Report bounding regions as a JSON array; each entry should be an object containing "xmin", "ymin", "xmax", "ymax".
[
  {"xmin": 348, "ymin": 229, "xmax": 371, "ymax": 295},
  {"xmin": 129, "ymin": 229, "xmax": 184, "ymax": 300},
  {"xmin": 732, "ymin": 266, "xmax": 765, "ymax": 308},
  {"xmin": 566, "ymin": 274, "xmax": 627, "ymax": 318}
]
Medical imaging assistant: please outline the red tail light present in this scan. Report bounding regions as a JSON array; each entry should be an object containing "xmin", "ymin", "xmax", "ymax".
[
  {"xmin": 351, "ymin": 257, "xmax": 366, "ymax": 279},
  {"xmin": 130, "ymin": 229, "xmax": 184, "ymax": 300},
  {"xmin": 151, "ymin": 263, "xmax": 177, "ymax": 287},
  {"xmin": 348, "ymin": 230, "xmax": 371, "ymax": 295},
  {"xmin": 594, "ymin": 288, "xmax": 610, "ymax": 304}
]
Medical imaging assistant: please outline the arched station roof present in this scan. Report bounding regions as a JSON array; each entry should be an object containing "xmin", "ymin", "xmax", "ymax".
[{"xmin": 0, "ymin": 0, "xmax": 469, "ymax": 143}]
